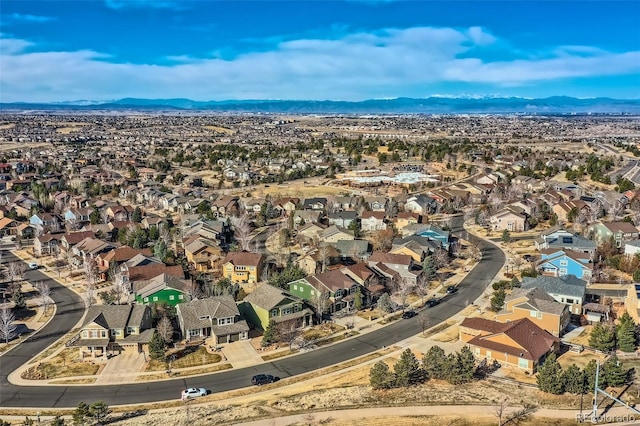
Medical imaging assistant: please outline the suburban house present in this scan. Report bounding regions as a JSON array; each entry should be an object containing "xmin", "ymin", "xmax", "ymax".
[
  {"xmin": 293, "ymin": 210, "xmax": 323, "ymax": 228},
  {"xmin": 240, "ymin": 284, "xmax": 313, "ymax": 331},
  {"xmin": 320, "ymin": 225, "xmax": 355, "ymax": 244},
  {"xmin": 416, "ymin": 225, "xmax": 451, "ymax": 250},
  {"xmin": 489, "ymin": 206, "xmax": 529, "ymax": 232},
  {"xmin": 327, "ymin": 211, "xmax": 358, "ymax": 229},
  {"xmin": 33, "ymin": 232, "xmax": 63, "ymax": 256},
  {"xmin": 459, "ymin": 317, "xmax": 559, "ymax": 374},
  {"xmin": 222, "ymin": 251, "xmax": 263, "ymax": 283},
  {"xmin": 272, "ymin": 197, "xmax": 299, "ymax": 216},
  {"xmin": 496, "ymin": 287, "xmax": 571, "ymax": 337},
  {"xmin": 0, "ymin": 217, "xmax": 19, "ymax": 236},
  {"xmin": 625, "ymin": 240, "xmax": 640, "ymax": 257},
  {"xmin": 534, "ymin": 227, "xmax": 596, "ymax": 259},
  {"xmin": 591, "ymin": 221, "xmax": 640, "ymax": 248},
  {"xmin": 288, "ymin": 269, "xmax": 363, "ymax": 314},
  {"xmin": 29, "ymin": 212, "xmax": 61, "ymax": 233},
  {"xmin": 68, "ymin": 304, "xmax": 154, "ymax": 359},
  {"xmin": 60, "ymin": 231, "xmax": 96, "ymax": 252},
  {"xmin": 538, "ymin": 248, "xmax": 593, "ymax": 281},
  {"xmin": 333, "ymin": 239, "xmax": 371, "ymax": 262},
  {"xmin": 521, "ymin": 275, "xmax": 587, "ymax": 315},
  {"xmin": 360, "ymin": 211, "xmax": 386, "ymax": 232},
  {"xmin": 176, "ymin": 295, "xmax": 249, "ymax": 343},
  {"xmin": 367, "ymin": 251, "xmax": 417, "ymax": 284},
  {"xmin": 302, "ymin": 197, "xmax": 327, "ymax": 211},
  {"xmin": 365, "ymin": 196, "xmax": 388, "ymax": 212},
  {"xmin": 552, "ymin": 199, "xmax": 590, "ymax": 223},
  {"xmin": 391, "ymin": 235, "xmax": 440, "ymax": 263},
  {"xmin": 184, "ymin": 235, "xmax": 224, "ymax": 274},
  {"xmin": 133, "ymin": 273, "xmax": 191, "ymax": 306},
  {"xmin": 392, "ymin": 212, "xmax": 424, "ymax": 234},
  {"xmin": 95, "ymin": 246, "xmax": 153, "ymax": 279}
]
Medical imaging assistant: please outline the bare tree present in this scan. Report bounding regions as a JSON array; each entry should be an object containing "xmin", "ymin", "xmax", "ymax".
[
  {"xmin": 417, "ymin": 313, "xmax": 430, "ymax": 336},
  {"xmin": 432, "ymin": 248, "xmax": 450, "ymax": 270},
  {"xmin": 157, "ymin": 315, "xmax": 174, "ymax": 343},
  {"xmin": 84, "ymin": 282, "xmax": 95, "ymax": 308},
  {"xmin": 83, "ymin": 257, "xmax": 99, "ymax": 288},
  {"xmin": 311, "ymin": 289, "xmax": 327, "ymax": 324},
  {"xmin": 415, "ymin": 272, "xmax": 430, "ymax": 305},
  {"xmin": 231, "ymin": 214, "xmax": 252, "ymax": 252},
  {"xmin": 0, "ymin": 303, "xmax": 17, "ymax": 344},
  {"xmin": 277, "ymin": 320, "xmax": 302, "ymax": 351},
  {"xmin": 34, "ymin": 281, "xmax": 51, "ymax": 315},
  {"xmin": 495, "ymin": 398, "xmax": 537, "ymax": 426},
  {"xmin": 5, "ymin": 262, "xmax": 23, "ymax": 292},
  {"xmin": 318, "ymin": 242, "xmax": 330, "ymax": 273},
  {"xmin": 184, "ymin": 280, "xmax": 202, "ymax": 301},
  {"xmin": 65, "ymin": 249, "xmax": 76, "ymax": 272},
  {"xmin": 112, "ymin": 276, "xmax": 129, "ymax": 304},
  {"xmin": 394, "ymin": 277, "xmax": 414, "ymax": 312}
]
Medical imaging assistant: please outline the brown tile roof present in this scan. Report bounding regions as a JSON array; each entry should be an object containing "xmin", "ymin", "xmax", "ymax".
[
  {"xmin": 462, "ymin": 317, "xmax": 558, "ymax": 361},
  {"xmin": 342, "ymin": 263, "xmax": 375, "ymax": 281},
  {"xmin": 63, "ymin": 231, "xmax": 95, "ymax": 245},
  {"xmin": 602, "ymin": 221, "xmax": 638, "ymax": 234},
  {"xmin": 307, "ymin": 270, "xmax": 357, "ymax": 292},
  {"xmin": 368, "ymin": 251, "xmax": 412, "ymax": 266},
  {"xmin": 128, "ymin": 264, "xmax": 184, "ymax": 282},
  {"xmin": 361, "ymin": 211, "xmax": 385, "ymax": 220},
  {"xmin": 99, "ymin": 246, "xmax": 153, "ymax": 264},
  {"xmin": 222, "ymin": 251, "xmax": 263, "ymax": 267}
]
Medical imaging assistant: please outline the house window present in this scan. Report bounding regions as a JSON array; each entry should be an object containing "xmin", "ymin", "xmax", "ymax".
[
  {"xmin": 189, "ymin": 329, "xmax": 200, "ymax": 337},
  {"xmin": 111, "ymin": 329, "xmax": 122, "ymax": 337},
  {"xmin": 293, "ymin": 285, "xmax": 297, "ymax": 290},
  {"xmin": 487, "ymin": 351, "xmax": 492, "ymax": 359},
  {"xmin": 559, "ymin": 260, "xmax": 568, "ymax": 267},
  {"xmin": 566, "ymin": 298, "xmax": 574, "ymax": 304},
  {"xmin": 101, "ymin": 330, "xmax": 106, "ymax": 338},
  {"xmin": 271, "ymin": 309, "xmax": 279, "ymax": 317},
  {"xmin": 126, "ymin": 327, "xmax": 135, "ymax": 334},
  {"xmin": 179, "ymin": 295, "xmax": 184, "ymax": 299},
  {"xmin": 530, "ymin": 310, "xmax": 537, "ymax": 317},
  {"xmin": 217, "ymin": 317, "xmax": 233, "ymax": 325},
  {"xmin": 153, "ymin": 296, "xmax": 158, "ymax": 302},
  {"xmin": 169, "ymin": 295, "xmax": 175, "ymax": 301},
  {"xmin": 144, "ymin": 297, "xmax": 149, "ymax": 302},
  {"xmin": 559, "ymin": 268, "xmax": 567, "ymax": 276},
  {"xmin": 474, "ymin": 347, "xmax": 480, "ymax": 356},
  {"xmin": 518, "ymin": 358, "xmax": 528, "ymax": 369},
  {"xmin": 282, "ymin": 307, "xmax": 292, "ymax": 315},
  {"xmin": 537, "ymin": 312, "xmax": 542, "ymax": 319}
]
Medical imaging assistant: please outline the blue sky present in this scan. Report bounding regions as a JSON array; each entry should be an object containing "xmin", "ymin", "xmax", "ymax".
[{"xmin": 1, "ymin": 0, "xmax": 639, "ymax": 102}]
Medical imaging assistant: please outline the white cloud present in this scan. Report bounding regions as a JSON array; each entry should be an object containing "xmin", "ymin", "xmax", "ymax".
[
  {"xmin": 1, "ymin": 26, "xmax": 639, "ymax": 102},
  {"xmin": 104, "ymin": 0, "xmax": 181, "ymax": 10},
  {"xmin": 7, "ymin": 13, "xmax": 56, "ymax": 23}
]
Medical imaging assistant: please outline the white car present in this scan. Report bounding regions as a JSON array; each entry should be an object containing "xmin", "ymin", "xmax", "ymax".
[
  {"xmin": 28, "ymin": 262, "xmax": 39, "ymax": 270},
  {"xmin": 181, "ymin": 387, "xmax": 208, "ymax": 399}
]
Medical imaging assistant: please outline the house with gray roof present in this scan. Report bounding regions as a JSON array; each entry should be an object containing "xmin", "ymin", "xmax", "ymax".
[
  {"xmin": 176, "ymin": 295, "xmax": 249, "ymax": 344},
  {"xmin": 534, "ymin": 227, "xmax": 596, "ymax": 259},
  {"xmin": 68, "ymin": 304, "xmax": 154, "ymax": 359},
  {"xmin": 496, "ymin": 287, "xmax": 571, "ymax": 337},
  {"xmin": 240, "ymin": 284, "xmax": 313, "ymax": 331},
  {"xmin": 521, "ymin": 275, "xmax": 587, "ymax": 315}
]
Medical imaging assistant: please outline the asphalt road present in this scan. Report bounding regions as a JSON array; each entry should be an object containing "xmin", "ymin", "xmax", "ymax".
[{"xmin": 0, "ymin": 218, "xmax": 505, "ymax": 408}]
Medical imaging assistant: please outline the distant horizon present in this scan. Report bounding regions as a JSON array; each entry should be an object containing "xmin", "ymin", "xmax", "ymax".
[
  {"xmin": 4, "ymin": 94, "xmax": 640, "ymax": 104},
  {"xmin": 1, "ymin": 1, "xmax": 638, "ymax": 102}
]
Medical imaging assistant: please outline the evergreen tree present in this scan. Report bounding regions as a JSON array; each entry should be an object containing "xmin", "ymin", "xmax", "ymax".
[
  {"xmin": 394, "ymin": 348, "xmax": 424, "ymax": 387},
  {"xmin": 261, "ymin": 320, "xmax": 278, "ymax": 347},
  {"xmin": 617, "ymin": 312, "xmax": 637, "ymax": 352},
  {"xmin": 12, "ymin": 290, "xmax": 26, "ymax": 310},
  {"xmin": 423, "ymin": 345, "xmax": 448, "ymax": 380},
  {"xmin": 421, "ymin": 257, "xmax": 437, "ymax": 281},
  {"xmin": 378, "ymin": 293, "xmax": 393, "ymax": 313},
  {"xmin": 354, "ymin": 287, "xmax": 363, "ymax": 311},
  {"xmin": 369, "ymin": 361, "xmax": 396, "ymax": 389},
  {"xmin": 89, "ymin": 401, "xmax": 111, "ymax": 425},
  {"xmin": 131, "ymin": 207, "xmax": 143, "ymax": 223},
  {"xmin": 589, "ymin": 323, "xmax": 616, "ymax": 352},
  {"xmin": 490, "ymin": 287, "xmax": 506, "ymax": 312},
  {"xmin": 72, "ymin": 401, "xmax": 90, "ymax": 426},
  {"xmin": 148, "ymin": 332, "xmax": 166, "ymax": 361},
  {"xmin": 536, "ymin": 353, "xmax": 564, "ymax": 394},
  {"xmin": 562, "ymin": 364, "xmax": 586, "ymax": 394},
  {"xmin": 603, "ymin": 355, "xmax": 627, "ymax": 387},
  {"xmin": 456, "ymin": 346, "xmax": 477, "ymax": 384},
  {"xmin": 443, "ymin": 353, "xmax": 459, "ymax": 384},
  {"xmin": 510, "ymin": 276, "xmax": 521, "ymax": 288},
  {"xmin": 501, "ymin": 229, "xmax": 511, "ymax": 244}
]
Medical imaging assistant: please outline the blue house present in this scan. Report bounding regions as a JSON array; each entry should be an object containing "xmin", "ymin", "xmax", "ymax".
[
  {"xmin": 417, "ymin": 224, "xmax": 451, "ymax": 250},
  {"xmin": 538, "ymin": 249, "xmax": 593, "ymax": 281}
]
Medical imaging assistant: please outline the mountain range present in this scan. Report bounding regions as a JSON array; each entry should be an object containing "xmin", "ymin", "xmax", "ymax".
[{"xmin": 2, "ymin": 96, "xmax": 640, "ymax": 114}]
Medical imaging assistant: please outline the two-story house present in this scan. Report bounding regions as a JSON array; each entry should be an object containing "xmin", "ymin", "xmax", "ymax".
[
  {"xmin": 176, "ymin": 295, "xmax": 249, "ymax": 344},
  {"xmin": 289, "ymin": 269, "xmax": 363, "ymax": 314},
  {"xmin": 391, "ymin": 235, "xmax": 440, "ymax": 263},
  {"xmin": 367, "ymin": 251, "xmax": 416, "ymax": 285},
  {"xmin": 591, "ymin": 221, "xmax": 640, "ymax": 248},
  {"xmin": 29, "ymin": 212, "xmax": 61, "ymax": 233},
  {"xmin": 240, "ymin": 284, "xmax": 313, "ymax": 331},
  {"xmin": 403, "ymin": 195, "xmax": 438, "ymax": 216},
  {"xmin": 302, "ymin": 197, "xmax": 327, "ymax": 211},
  {"xmin": 222, "ymin": 251, "xmax": 263, "ymax": 283},
  {"xmin": 68, "ymin": 304, "xmax": 154, "ymax": 359},
  {"xmin": 133, "ymin": 273, "xmax": 191, "ymax": 306},
  {"xmin": 489, "ymin": 205, "xmax": 528, "ymax": 232},
  {"xmin": 60, "ymin": 231, "xmax": 96, "ymax": 253},
  {"xmin": 327, "ymin": 211, "xmax": 358, "ymax": 229},
  {"xmin": 496, "ymin": 287, "xmax": 571, "ymax": 337},
  {"xmin": 184, "ymin": 235, "xmax": 224, "ymax": 274},
  {"xmin": 534, "ymin": 227, "xmax": 596, "ymax": 259},
  {"xmin": 538, "ymin": 248, "xmax": 593, "ymax": 281},
  {"xmin": 521, "ymin": 275, "xmax": 587, "ymax": 315},
  {"xmin": 416, "ymin": 224, "xmax": 451, "ymax": 251},
  {"xmin": 320, "ymin": 225, "xmax": 355, "ymax": 244},
  {"xmin": 360, "ymin": 211, "xmax": 386, "ymax": 232}
]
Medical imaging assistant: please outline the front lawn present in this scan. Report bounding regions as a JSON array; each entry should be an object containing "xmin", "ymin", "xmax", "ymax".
[
  {"xmin": 21, "ymin": 348, "xmax": 101, "ymax": 379},
  {"xmin": 145, "ymin": 347, "xmax": 222, "ymax": 371}
]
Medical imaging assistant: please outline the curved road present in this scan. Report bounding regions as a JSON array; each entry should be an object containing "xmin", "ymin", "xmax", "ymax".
[{"xmin": 0, "ymin": 218, "xmax": 505, "ymax": 408}]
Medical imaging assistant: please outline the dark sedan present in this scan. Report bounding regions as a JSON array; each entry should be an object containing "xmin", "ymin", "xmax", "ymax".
[
  {"xmin": 446, "ymin": 286, "xmax": 459, "ymax": 294},
  {"xmin": 426, "ymin": 299, "xmax": 440, "ymax": 308},
  {"xmin": 401, "ymin": 310, "xmax": 417, "ymax": 319},
  {"xmin": 251, "ymin": 374, "xmax": 275, "ymax": 386}
]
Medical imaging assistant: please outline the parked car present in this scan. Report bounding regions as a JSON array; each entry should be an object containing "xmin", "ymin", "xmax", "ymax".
[
  {"xmin": 181, "ymin": 387, "xmax": 208, "ymax": 399},
  {"xmin": 28, "ymin": 262, "xmax": 39, "ymax": 270},
  {"xmin": 251, "ymin": 374, "xmax": 275, "ymax": 386},
  {"xmin": 401, "ymin": 310, "xmax": 417, "ymax": 319},
  {"xmin": 446, "ymin": 286, "xmax": 458, "ymax": 294},
  {"xmin": 426, "ymin": 298, "xmax": 440, "ymax": 308}
]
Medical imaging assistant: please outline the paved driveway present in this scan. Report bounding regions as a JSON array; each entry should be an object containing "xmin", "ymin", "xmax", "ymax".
[
  {"xmin": 222, "ymin": 340, "xmax": 264, "ymax": 369},
  {"xmin": 95, "ymin": 352, "xmax": 147, "ymax": 385}
]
